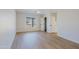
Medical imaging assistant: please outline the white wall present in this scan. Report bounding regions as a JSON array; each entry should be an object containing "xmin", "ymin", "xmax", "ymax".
[
  {"xmin": 16, "ymin": 13, "xmax": 41, "ymax": 32},
  {"xmin": 57, "ymin": 10, "xmax": 79, "ymax": 43},
  {"xmin": 0, "ymin": 10, "xmax": 16, "ymax": 48}
]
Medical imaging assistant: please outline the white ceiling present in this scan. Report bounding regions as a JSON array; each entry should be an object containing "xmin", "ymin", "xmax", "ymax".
[
  {"xmin": 16, "ymin": 9, "xmax": 58, "ymax": 14},
  {"xmin": 16, "ymin": 9, "xmax": 79, "ymax": 15}
]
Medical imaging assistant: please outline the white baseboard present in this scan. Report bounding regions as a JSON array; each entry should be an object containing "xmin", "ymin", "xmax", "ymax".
[{"xmin": 58, "ymin": 34, "xmax": 79, "ymax": 44}]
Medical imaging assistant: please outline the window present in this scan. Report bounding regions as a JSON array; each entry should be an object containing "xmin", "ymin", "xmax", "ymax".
[{"xmin": 26, "ymin": 17, "xmax": 35, "ymax": 27}]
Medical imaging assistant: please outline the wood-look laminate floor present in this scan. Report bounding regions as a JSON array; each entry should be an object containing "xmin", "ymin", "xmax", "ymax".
[{"xmin": 11, "ymin": 32, "xmax": 79, "ymax": 49}]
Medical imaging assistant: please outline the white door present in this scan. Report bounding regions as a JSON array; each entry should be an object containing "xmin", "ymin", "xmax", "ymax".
[
  {"xmin": 40, "ymin": 17, "xmax": 45, "ymax": 31},
  {"xmin": 50, "ymin": 16, "xmax": 56, "ymax": 32}
]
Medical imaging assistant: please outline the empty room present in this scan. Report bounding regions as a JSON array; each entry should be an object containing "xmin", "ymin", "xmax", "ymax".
[{"xmin": 0, "ymin": 9, "xmax": 79, "ymax": 49}]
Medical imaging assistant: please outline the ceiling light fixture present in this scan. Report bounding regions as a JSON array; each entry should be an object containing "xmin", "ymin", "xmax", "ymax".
[{"xmin": 36, "ymin": 10, "xmax": 40, "ymax": 14}]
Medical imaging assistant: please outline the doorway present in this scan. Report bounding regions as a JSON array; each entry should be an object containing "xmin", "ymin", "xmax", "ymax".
[{"xmin": 44, "ymin": 17, "xmax": 47, "ymax": 32}]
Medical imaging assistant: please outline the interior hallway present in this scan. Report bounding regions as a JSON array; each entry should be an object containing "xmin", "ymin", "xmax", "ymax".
[{"xmin": 11, "ymin": 32, "xmax": 79, "ymax": 49}]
